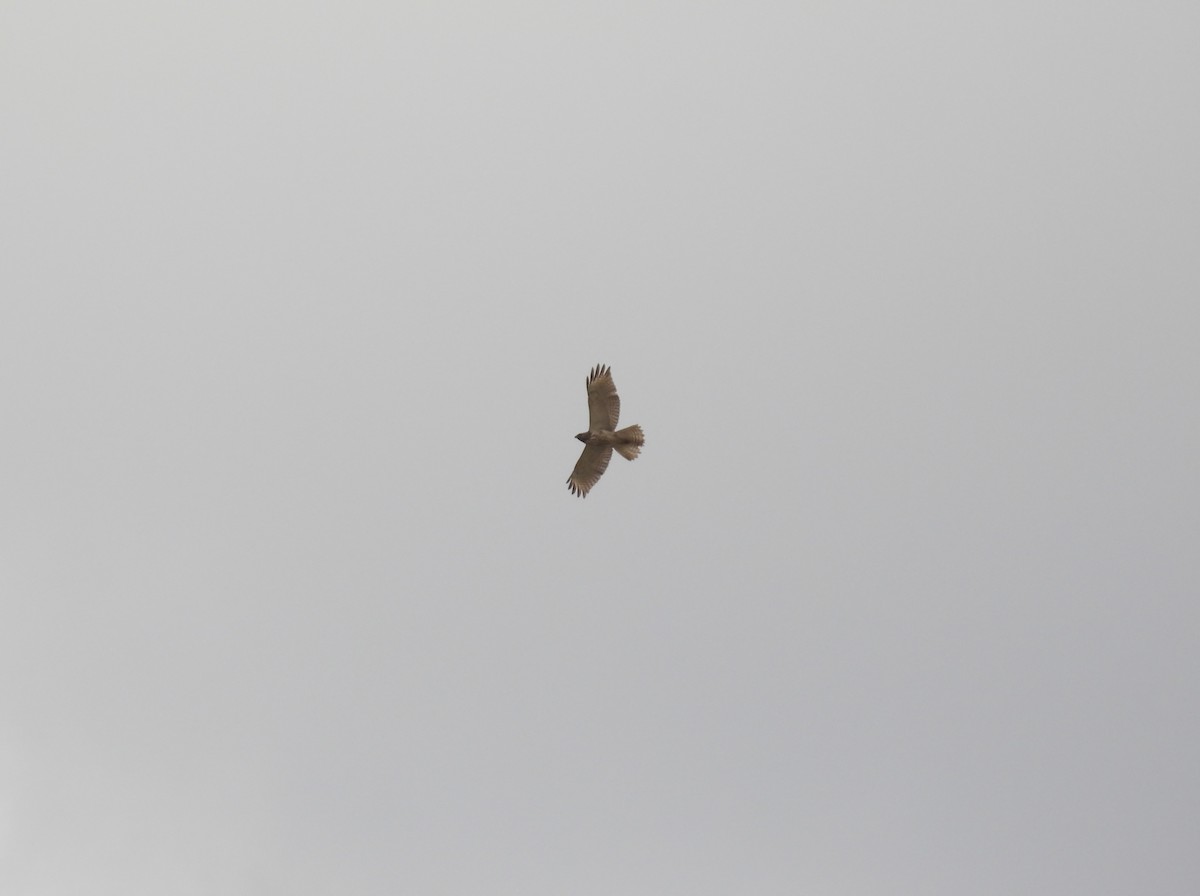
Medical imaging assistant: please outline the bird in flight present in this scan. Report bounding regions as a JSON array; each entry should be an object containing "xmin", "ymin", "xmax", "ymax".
[{"xmin": 567, "ymin": 364, "xmax": 645, "ymax": 498}]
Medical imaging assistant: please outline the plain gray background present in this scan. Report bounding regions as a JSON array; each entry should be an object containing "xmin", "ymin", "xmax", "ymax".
[{"xmin": 2, "ymin": 2, "xmax": 1198, "ymax": 893}]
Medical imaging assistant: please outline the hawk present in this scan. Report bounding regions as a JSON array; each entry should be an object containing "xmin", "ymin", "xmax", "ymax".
[{"xmin": 567, "ymin": 364, "xmax": 645, "ymax": 497}]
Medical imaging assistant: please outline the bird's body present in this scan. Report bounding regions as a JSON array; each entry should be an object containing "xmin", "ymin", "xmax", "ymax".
[
  {"xmin": 576, "ymin": 427, "xmax": 642, "ymax": 450},
  {"xmin": 567, "ymin": 365, "xmax": 644, "ymax": 497}
]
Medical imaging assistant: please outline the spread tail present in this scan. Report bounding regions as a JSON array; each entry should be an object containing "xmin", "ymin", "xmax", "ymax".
[{"xmin": 614, "ymin": 424, "xmax": 644, "ymax": 460}]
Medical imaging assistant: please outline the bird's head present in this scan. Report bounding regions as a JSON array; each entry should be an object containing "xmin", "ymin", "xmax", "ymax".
[{"xmin": 575, "ymin": 432, "xmax": 591, "ymax": 443}]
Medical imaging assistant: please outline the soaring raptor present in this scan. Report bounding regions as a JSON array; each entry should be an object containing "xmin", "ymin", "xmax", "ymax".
[{"xmin": 567, "ymin": 364, "xmax": 645, "ymax": 497}]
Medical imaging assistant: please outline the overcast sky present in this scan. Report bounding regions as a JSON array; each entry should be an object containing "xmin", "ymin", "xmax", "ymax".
[{"xmin": 2, "ymin": 2, "xmax": 1198, "ymax": 894}]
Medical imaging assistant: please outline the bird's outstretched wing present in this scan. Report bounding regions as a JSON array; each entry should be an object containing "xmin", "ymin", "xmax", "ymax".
[
  {"xmin": 586, "ymin": 364, "xmax": 620, "ymax": 431},
  {"xmin": 567, "ymin": 444, "xmax": 613, "ymax": 498}
]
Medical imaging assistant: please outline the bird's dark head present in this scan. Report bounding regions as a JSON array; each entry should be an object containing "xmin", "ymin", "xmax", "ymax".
[{"xmin": 575, "ymin": 431, "xmax": 591, "ymax": 443}]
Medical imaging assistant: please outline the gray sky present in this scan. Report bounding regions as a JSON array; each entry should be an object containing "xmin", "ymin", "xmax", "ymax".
[{"xmin": 2, "ymin": 2, "xmax": 1198, "ymax": 893}]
